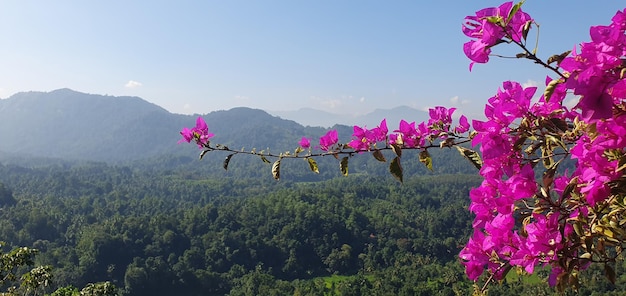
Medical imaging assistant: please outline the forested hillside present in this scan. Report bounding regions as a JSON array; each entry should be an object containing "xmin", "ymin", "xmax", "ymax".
[
  {"xmin": 0, "ymin": 162, "xmax": 623, "ymax": 295},
  {"xmin": 0, "ymin": 89, "xmax": 324, "ymax": 162},
  {"xmin": 0, "ymin": 89, "xmax": 424, "ymax": 164}
]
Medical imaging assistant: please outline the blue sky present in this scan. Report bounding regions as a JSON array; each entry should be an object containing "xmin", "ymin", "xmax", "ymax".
[{"xmin": 0, "ymin": 1, "xmax": 624, "ymax": 119}]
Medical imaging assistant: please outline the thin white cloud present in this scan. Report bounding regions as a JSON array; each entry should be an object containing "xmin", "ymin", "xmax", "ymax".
[
  {"xmin": 359, "ymin": 97, "xmax": 365, "ymax": 103},
  {"xmin": 320, "ymin": 99, "xmax": 342, "ymax": 109},
  {"xmin": 125, "ymin": 80, "xmax": 143, "ymax": 88},
  {"xmin": 309, "ymin": 95, "xmax": 345, "ymax": 112},
  {"xmin": 522, "ymin": 79, "xmax": 539, "ymax": 89}
]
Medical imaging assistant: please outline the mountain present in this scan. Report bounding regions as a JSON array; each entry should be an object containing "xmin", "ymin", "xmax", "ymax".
[
  {"xmin": 0, "ymin": 89, "xmax": 183, "ymax": 162},
  {"xmin": 0, "ymin": 89, "xmax": 477, "ymax": 178},
  {"xmin": 0, "ymin": 89, "xmax": 334, "ymax": 163},
  {"xmin": 268, "ymin": 106, "xmax": 429, "ymax": 128}
]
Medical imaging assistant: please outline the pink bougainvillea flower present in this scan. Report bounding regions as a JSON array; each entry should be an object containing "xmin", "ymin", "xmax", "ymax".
[
  {"xmin": 471, "ymin": 120, "xmax": 512, "ymax": 161},
  {"xmin": 464, "ymin": 41, "xmax": 491, "ymax": 71},
  {"xmin": 558, "ymin": 10, "xmax": 626, "ymax": 121},
  {"xmin": 548, "ymin": 266, "xmax": 565, "ymax": 287},
  {"xmin": 509, "ymin": 236, "xmax": 540, "ymax": 274},
  {"xmin": 349, "ymin": 125, "xmax": 373, "ymax": 151},
  {"xmin": 349, "ymin": 119, "xmax": 389, "ymax": 151},
  {"xmin": 455, "ymin": 115, "xmax": 470, "ymax": 133},
  {"xmin": 194, "ymin": 117, "xmax": 213, "ymax": 145},
  {"xmin": 459, "ymin": 230, "xmax": 490, "ymax": 280},
  {"xmin": 372, "ymin": 119, "xmax": 388, "ymax": 142},
  {"xmin": 525, "ymin": 214, "xmax": 563, "ymax": 256},
  {"xmin": 179, "ymin": 116, "xmax": 214, "ymax": 149},
  {"xmin": 428, "ymin": 106, "xmax": 455, "ymax": 126},
  {"xmin": 485, "ymin": 81, "xmax": 535, "ymax": 125},
  {"xmin": 299, "ymin": 137, "xmax": 311, "ymax": 149},
  {"xmin": 319, "ymin": 130, "xmax": 338, "ymax": 151},
  {"xmin": 393, "ymin": 120, "xmax": 424, "ymax": 148},
  {"xmin": 462, "ymin": 1, "xmax": 533, "ymax": 70},
  {"xmin": 178, "ymin": 127, "xmax": 194, "ymax": 144}
]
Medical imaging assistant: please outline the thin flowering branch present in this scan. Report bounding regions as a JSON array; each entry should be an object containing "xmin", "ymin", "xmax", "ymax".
[
  {"xmin": 179, "ymin": 108, "xmax": 479, "ymax": 183},
  {"xmin": 195, "ymin": 139, "xmax": 473, "ymax": 160},
  {"xmin": 510, "ymin": 38, "xmax": 568, "ymax": 80},
  {"xmin": 180, "ymin": 115, "xmax": 474, "ymax": 179}
]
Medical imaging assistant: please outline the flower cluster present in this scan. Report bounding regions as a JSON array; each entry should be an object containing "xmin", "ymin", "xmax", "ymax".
[
  {"xmin": 462, "ymin": 1, "xmax": 532, "ymax": 70},
  {"xmin": 388, "ymin": 120, "xmax": 428, "ymax": 148},
  {"xmin": 458, "ymin": 4, "xmax": 626, "ymax": 291},
  {"xmin": 178, "ymin": 116, "xmax": 214, "ymax": 149},
  {"xmin": 560, "ymin": 9, "xmax": 626, "ymax": 121},
  {"xmin": 346, "ymin": 119, "xmax": 388, "ymax": 151},
  {"xmin": 319, "ymin": 130, "xmax": 339, "ymax": 151}
]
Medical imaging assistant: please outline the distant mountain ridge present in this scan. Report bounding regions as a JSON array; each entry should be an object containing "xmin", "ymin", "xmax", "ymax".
[
  {"xmin": 0, "ymin": 89, "xmax": 183, "ymax": 161},
  {"xmin": 0, "ymin": 89, "xmax": 479, "ymax": 178},
  {"xmin": 269, "ymin": 106, "xmax": 429, "ymax": 128},
  {"xmin": 0, "ymin": 89, "xmax": 344, "ymax": 162}
]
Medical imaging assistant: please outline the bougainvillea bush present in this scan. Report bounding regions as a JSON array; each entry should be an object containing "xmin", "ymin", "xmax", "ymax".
[{"xmin": 180, "ymin": 1, "xmax": 626, "ymax": 293}]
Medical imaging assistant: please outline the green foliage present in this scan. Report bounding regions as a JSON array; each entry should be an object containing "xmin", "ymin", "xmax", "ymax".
[
  {"xmin": 0, "ymin": 162, "xmax": 622, "ymax": 295},
  {"xmin": 78, "ymin": 282, "xmax": 119, "ymax": 296},
  {"xmin": 50, "ymin": 286, "xmax": 79, "ymax": 296},
  {"xmin": 0, "ymin": 243, "xmax": 52, "ymax": 295},
  {"xmin": 0, "ymin": 183, "xmax": 16, "ymax": 207}
]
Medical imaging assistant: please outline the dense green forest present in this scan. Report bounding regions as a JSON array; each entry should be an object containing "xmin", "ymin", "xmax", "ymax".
[{"xmin": 0, "ymin": 161, "xmax": 623, "ymax": 295}]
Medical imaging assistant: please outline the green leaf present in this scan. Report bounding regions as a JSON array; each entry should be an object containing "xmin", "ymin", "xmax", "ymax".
[
  {"xmin": 419, "ymin": 150, "xmax": 433, "ymax": 171},
  {"xmin": 605, "ymin": 264, "xmax": 616, "ymax": 285},
  {"xmin": 594, "ymin": 225, "xmax": 615, "ymax": 239},
  {"xmin": 542, "ymin": 165, "xmax": 557, "ymax": 189},
  {"xmin": 544, "ymin": 78, "xmax": 560, "ymax": 103},
  {"xmin": 573, "ymin": 222, "xmax": 583, "ymax": 237},
  {"xmin": 547, "ymin": 50, "xmax": 571, "ymax": 65},
  {"xmin": 548, "ymin": 118, "xmax": 569, "ymax": 133},
  {"xmin": 513, "ymin": 136, "xmax": 527, "ymax": 151},
  {"xmin": 389, "ymin": 156, "xmax": 403, "ymax": 183},
  {"xmin": 541, "ymin": 147, "xmax": 553, "ymax": 168},
  {"xmin": 522, "ymin": 20, "xmax": 531, "ymax": 41},
  {"xmin": 391, "ymin": 144, "xmax": 402, "ymax": 158},
  {"xmin": 307, "ymin": 157, "xmax": 319, "ymax": 174},
  {"xmin": 260, "ymin": 155, "xmax": 271, "ymax": 164},
  {"xmin": 455, "ymin": 146, "xmax": 483, "ymax": 170},
  {"xmin": 223, "ymin": 153, "xmax": 235, "ymax": 170},
  {"xmin": 199, "ymin": 149, "xmax": 210, "ymax": 160},
  {"xmin": 294, "ymin": 146, "xmax": 304, "ymax": 155},
  {"xmin": 580, "ymin": 252, "xmax": 592, "ymax": 260},
  {"xmin": 340, "ymin": 157, "xmax": 349, "ymax": 176},
  {"xmin": 272, "ymin": 159, "xmax": 281, "ymax": 180},
  {"xmin": 372, "ymin": 149, "xmax": 386, "ymax": 162},
  {"xmin": 486, "ymin": 16, "xmax": 502, "ymax": 25},
  {"xmin": 506, "ymin": 0, "xmax": 525, "ymax": 24}
]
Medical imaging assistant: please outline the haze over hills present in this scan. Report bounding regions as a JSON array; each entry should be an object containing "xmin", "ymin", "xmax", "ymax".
[
  {"xmin": 269, "ymin": 106, "xmax": 429, "ymax": 128},
  {"xmin": 0, "ymin": 89, "xmax": 477, "ymax": 178},
  {"xmin": 0, "ymin": 89, "xmax": 345, "ymax": 163},
  {"xmin": 0, "ymin": 89, "xmax": 187, "ymax": 162}
]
